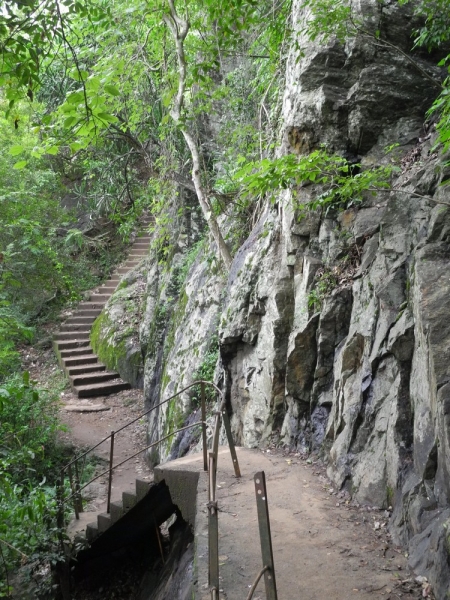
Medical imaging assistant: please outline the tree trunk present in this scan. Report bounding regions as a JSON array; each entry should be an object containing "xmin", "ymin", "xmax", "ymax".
[{"xmin": 163, "ymin": 0, "xmax": 232, "ymax": 270}]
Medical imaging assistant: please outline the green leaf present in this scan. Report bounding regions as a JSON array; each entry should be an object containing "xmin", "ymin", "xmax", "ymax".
[
  {"xmin": 104, "ymin": 84, "xmax": 120, "ymax": 96},
  {"xmin": 13, "ymin": 160, "xmax": 28, "ymax": 170},
  {"xmin": 96, "ymin": 112, "xmax": 118, "ymax": 123},
  {"xmin": 64, "ymin": 116, "xmax": 78, "ymax": 129},
  {"xmin": 46, "ymin": 146, "xmax": 59, "ymax": 156},
  {"xmin": 66, "ymin": 91, "xmax": 85, "ymax": 105},
  {"xmin": 9, "ymin": 145, "xmax": 24, "ymax": 156},
  {"xmin": 69, "ymin": 68, "xmax": 88, "ymax": 82}
]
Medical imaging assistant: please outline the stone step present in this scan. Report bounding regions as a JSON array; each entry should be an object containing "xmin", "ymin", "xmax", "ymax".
[
  {"xmin": 60, "ymin": 347, "xmax": 94, "ymax": 359},
  {"xmin": 54, "ymin": 330, "xmax": 91, "ymax": 340},
  {"xmin": 97, "ymin": 512, "xmax": 111, "ymax": 533},
  {"xmin": 131, "ymin": 242, "xmax": 150, "ymax": 249},
  {"xmin": 109, "ymin": 501, "xmax": 123, "ymax": 525},
  {"xmin": 96, "ymin": 286, "xmax": 116, "ymax": 294},
  {"xmin": 76, "ymin": 380, "xmax": 131, "ymax": 398},
  {"xmin": 122, "ymin": 491, "xmax": 137, "ymax": 512},
  {"xmin": 63, "ymin": 354, "xmax": 99, "ymax": 367},
  {"xmin": 122, "ymin": 260, "xmax": 140, "ymax": 267},
  {"xmin": 56, "ymin": 339, "xmax": 91, "ymax": 351},
  {"xmin": 64, "ymin": 315, "xmax": 98, "ymax": 325},
  {"xmin": 66, "ymin": 364, "xmax": 106, "ymax": 376},
  {"xmin": 71, "ymin": 308, "xmax": 102, "ymax": 317},
  {"xmin": 60, "ymin": 322, "xmax": 93, "ymax": 332},
  {"xmin": 77, "ymin": 302, "xmax": 105, "ymax": 311},
  {"xmin": 86, "ymin": 521, "xmax": 99, "ymax": 543},
  {"xmin": 70, "ymin": 371, "xmax": 121, "ymax": 386},
  {"xmin": 116, "ymin": 266, "xmax": 140, "ymax": 274},
  {"xmin": 136, "ymin": 478, "xmax": 152, "ymax": 502},
  {"xmin": 88, "ymin": 294, "xmax": 111, "ymax": 303}
]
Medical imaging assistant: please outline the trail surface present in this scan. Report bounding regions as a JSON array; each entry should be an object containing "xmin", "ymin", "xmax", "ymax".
[{"xmin": 23, "ymin": 345, "xmax": 430, "ymax": 599}]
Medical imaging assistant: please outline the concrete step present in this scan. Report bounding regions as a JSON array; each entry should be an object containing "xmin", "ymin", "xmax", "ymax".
[
  {"xmin": 60, "ymin": 322, "xmax": 93, "ymax": 332},
  {"xmin": 63, "ymin": 354, "xmax": 99, "ymax": 367},
  {"xmin": 122, "ymin": 260, "xmax": 140, "ymax": 267},
  {"xmin": 70, "ymin": 371, "xmax": 121, "ymax": 386},
  {"xmin": 116, "ymin": 266, "xmax": 139, "ymax": 274},
  {"xmin": 122, "ymin": 491, "xmax": 137, "ymax": 512},
  {"xmin": 54, "ymin": 331, "xmax": 91, "ymax": 340},
  {"xmin": 71, "ymin": 308, "xmax": 102, "ymax": 317},
  {"xmin": 56, "ymin": 339, "xmax": 91, "ymax": 351},
  {"xmin": 109, "ymin": 501, "xmax": 123, "ymax": 525},
  {"xmin": 86, "ymin": 521, "xmax": 99, "ymax": 542},
  {"xmin": 97, "ymin": 513, "xmax": 111, "ymax": 533},
  {"xmin": 76, "ymin": 380, "xmax": 131, "ymax": 398},
  {"xmin": 64, "ymin": 315, "xmax": 98, "ymax": 325},
  {"xmin": 88, "ymin": 294, "xmax": 111, "ymax": 303},
  {"xmin": 136, "ymin": 478, "xmax": 152, "ymax": 502},
  {"xmin": 77, "ymin": 302, "xmax": 105, "ymax": 311},
  {"xmin": 60, "ymin": 347, "xmax": 94, "ymax": 359},
  {"xmin": 66, "ymin": 364, "xmax": 106, "ymax": 376}
]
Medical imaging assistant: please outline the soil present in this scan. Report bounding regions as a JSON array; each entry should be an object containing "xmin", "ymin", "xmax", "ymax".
[
  {"xmin": 20, "ymin": 344, "xmax": 434, "ymax": 600},
  {"xmin": 209, "ymin": 447, "xmax": 434, "ymax": 600}
]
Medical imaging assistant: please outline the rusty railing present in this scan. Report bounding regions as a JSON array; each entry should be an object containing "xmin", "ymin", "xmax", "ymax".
[{"xmin": 58, "ymin": 379, "xmax": 277, "ymax": 599}]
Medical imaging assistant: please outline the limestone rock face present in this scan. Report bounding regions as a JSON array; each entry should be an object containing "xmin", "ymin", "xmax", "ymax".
[
  {"xmin": 214, "ymin": 1, "xmax": 450, "ymax": 596},
  {"xmin": 143, "ymin": 244, "xmax": 225, "ymax": 466},
  {"xmin": 91, "ymin": 266, "xmax": 147, "ymax": 389},
  {"xmin": 95, "ymin": 0, "xmax": 450, "ymax": 594}
]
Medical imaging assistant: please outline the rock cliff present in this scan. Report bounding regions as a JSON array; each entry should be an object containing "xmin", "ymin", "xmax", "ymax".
[{"xmin": 95, "ymin": 1, "xmax": 450, "ymax": 595}]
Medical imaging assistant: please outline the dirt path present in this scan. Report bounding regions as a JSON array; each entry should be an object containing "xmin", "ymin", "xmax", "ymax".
[
  {"xmin": 21, "ymin": 343, "xmax": 151, "ymax": 532},
  {"xmin": 210, "ymin": 448, "xmax": 431, "ymax": 600},
  {"xmin": 59, "ymin": 386, "xmax": 151, "ymax": 525},
  {"xmin": 22, "ymin": 346, "xmax": 432, "ymax": 599}
]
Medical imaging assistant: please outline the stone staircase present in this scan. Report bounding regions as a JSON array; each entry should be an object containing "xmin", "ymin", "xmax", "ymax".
[
  {"xmin": 70, "ymin": 477, "xmax": 176, "ymax": 571},
  {"xmin": 85, "ymin": 478, "xmax": 154, "ymax": 542},
  {"xmin": 54, "ymin": 221, "xmax": 151, "ymax": 398}
]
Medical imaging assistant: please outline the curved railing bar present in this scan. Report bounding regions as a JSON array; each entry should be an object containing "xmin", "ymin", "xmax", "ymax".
[
  {"xmin": 59, "ymin": 378, "xmax": 247, "ymax": 600},
  {"xmin": 62, "ymin": 379, "xmax": 223, "ymax": 473},
  {"xmin": 64, "ymin": 420, "xmax": 205, "ymax": 505},
  {"xmin": 246, "ymin": 566, "xmax": 270, "ymax": 600},
  {"xmin": 63, "ymin": 433, "xmax": 113, "ymax": 473}
]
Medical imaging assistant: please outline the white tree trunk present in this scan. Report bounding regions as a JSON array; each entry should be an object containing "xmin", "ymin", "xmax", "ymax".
[{"xmin": 163, "ymin": 0, "xmax": 232, "ymax": 270}]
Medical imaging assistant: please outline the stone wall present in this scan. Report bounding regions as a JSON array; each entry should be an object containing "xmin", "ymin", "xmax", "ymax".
[{"xmin": 93, "ymin": 0, "xmax": 450, "ymax": 594}]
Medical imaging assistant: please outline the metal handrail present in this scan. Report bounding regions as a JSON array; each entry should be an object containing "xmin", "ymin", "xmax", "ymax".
[
  {"xmin": 62, "ymin": 379, "xmax": 224, "ymax": 472},
  {"xmin": 59, "ymin": 380, "xmax": 238, "ymax": 517},
  {"xmin": 64, "ymin": 421, "xmax": 205, "ymax": 505},
  {"xmin": 57, "ymin": 379, "xmax": 249, "ymax": 600}
]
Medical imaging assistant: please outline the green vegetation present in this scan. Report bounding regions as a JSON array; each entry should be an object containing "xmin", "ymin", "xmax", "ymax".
[
  {"xmin": 0, "ymin": 373, "xmax": 67, "ymax": 598},
  {"xmin": 191, "ymin": 334, "xmax": 220, "ymax": 406},
  {"xmin": 1, "ymin": 0, "xmax": 450, "ymax": 594},
  {"xmin": 233, "ymin": 149, "xmax": 394, "ymax": 215}
]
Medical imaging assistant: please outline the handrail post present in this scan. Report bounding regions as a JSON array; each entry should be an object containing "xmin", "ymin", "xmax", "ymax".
[
  {"xmin": 107, "ymin": 431, "xmax": 115, "ymax": 514},
  {"xmin": 201, "ymin": 382, "xmax": 208, "ymax": 472},
  {"xmin": 74, "ymin": 460, "xmax": 83, "ymax": 514},
  {"xmin": 221, "ymin": 408, "xmax": 241, "ymax": 478},
  {"xmin": 254, "ymin": 471, "xmax": 278, "ymax": 600},
  {"xmin": 212, "ymin": 412, "xmax": 221, "ymax": 461},
  {"xmin": 208, "ymin": 453, "xmax": 219, "ymax": 599},
  {"xmin": 67, "ymin": 463, "xmax": 79, "ymax": 520},
  {"xmin": 57, "ymin": 471, "xmax": 65, "ymax": 533}
]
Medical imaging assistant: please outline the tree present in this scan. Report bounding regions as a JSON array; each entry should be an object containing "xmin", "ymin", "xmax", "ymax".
[{"xmin": 163, "ymin": 0, "xmax": 232, "ymax": 268}]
